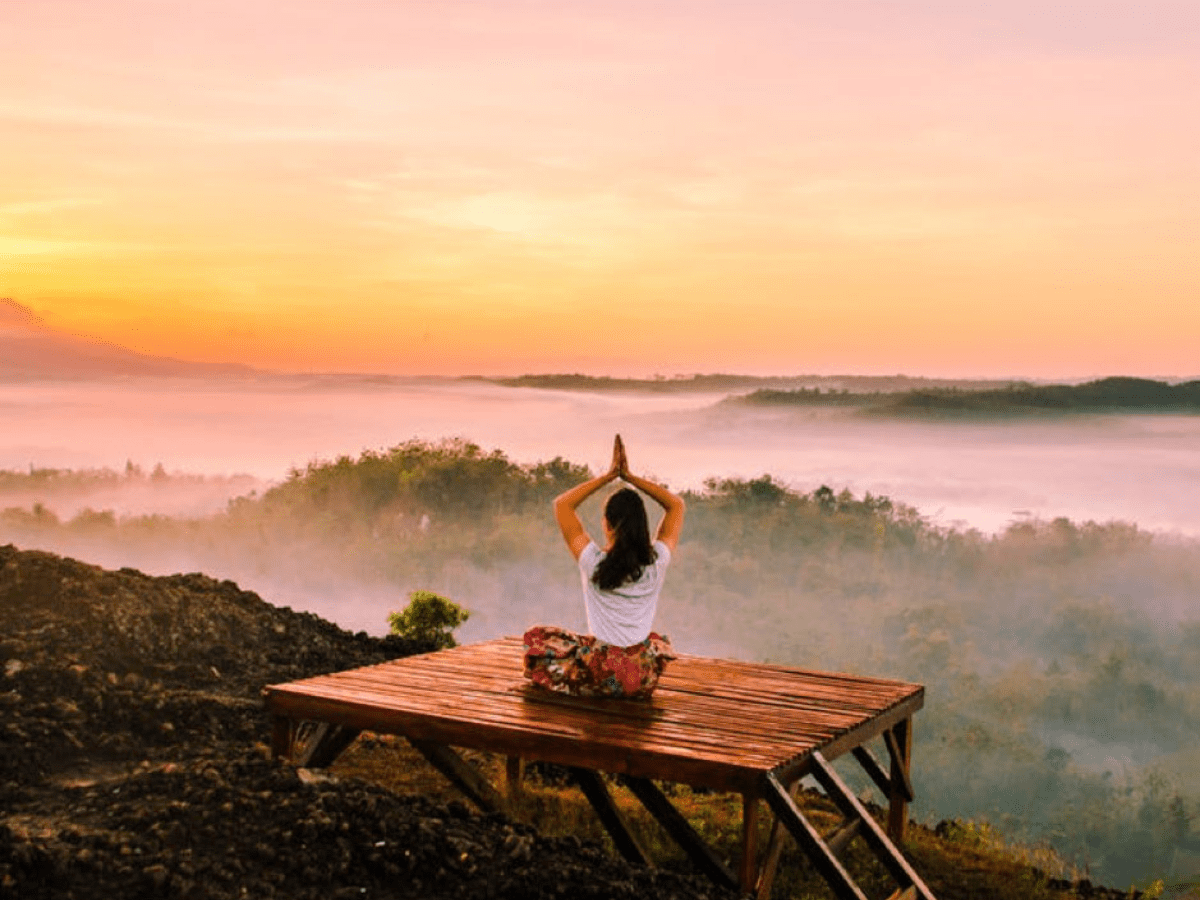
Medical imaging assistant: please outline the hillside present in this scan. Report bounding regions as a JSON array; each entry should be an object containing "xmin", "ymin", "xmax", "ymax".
[
  {"xmin": 0, "ymin": 544, "xmax": 1138, "ymax": 899},
  {"xmin": 733, "ymin": 377, "xmax": 1200, "ymax": 417},
  {"xmin": 477, "ymin": 373, "xmax": 1017, "ymax": 394}
]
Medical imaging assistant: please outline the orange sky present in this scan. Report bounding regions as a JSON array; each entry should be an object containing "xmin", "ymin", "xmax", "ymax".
[{"xmin": 2, "ymin": 1, "xmax": 1197, "ymax": 377}]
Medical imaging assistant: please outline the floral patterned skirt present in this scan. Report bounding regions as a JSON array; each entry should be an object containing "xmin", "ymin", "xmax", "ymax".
[{"xmin": 522, "ymin": 625, "xmax": 676, "ymax": 700}]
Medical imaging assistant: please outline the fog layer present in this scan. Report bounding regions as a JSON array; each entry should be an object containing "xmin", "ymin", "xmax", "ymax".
[{"xmin": 3, "ymin": 377, "xmax": 1199, "ymax": 534}]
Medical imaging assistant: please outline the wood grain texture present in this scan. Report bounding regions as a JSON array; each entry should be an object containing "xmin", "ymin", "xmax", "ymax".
[{"xmin": 264, "ymin": 637, "xmax": 924, "ymax": 794}]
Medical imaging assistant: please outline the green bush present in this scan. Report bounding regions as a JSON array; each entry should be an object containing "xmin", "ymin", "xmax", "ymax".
[{"xmin": 387, "ymin": 590, "xmax": 470, "ymax": 650}]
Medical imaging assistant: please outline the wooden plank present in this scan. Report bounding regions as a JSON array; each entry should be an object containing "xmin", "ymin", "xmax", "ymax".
[
  {"xmin": 740, "ymin": 792, "xmax": 760, "ymax": 894},
  {"xmin": 297, "ymin": 681, "xmax": 787, "ymax": 768},
  {"xmin": 887, "ymin": 719, "xmax": 915, "ymax": 842},
  {"xmin": 851, "ymin": 744, "xmax": 893, "ymax": 800},
  {"xmin": 286, "ymin": 637, "xmax": 917, "ymax": 702},
  {"xmin": 406, "ymin": 738, "xmax": 504, "ymax": 814},
  {"xmin": 760, "ymin": 771, "xmax": 869, "ymax": 900},
  {"xmin": 271, "ymin": 642, "xmax": 920, "ymax": 716},
  {"xmin": 808, "ymin": 752, "xmax": 937, "ymax": 900},
  {"xmin": 270, "ymin": 658, "xmax": 920, "ymax": 737},
  {"xmin": 622, "ymin": 776, "xmax": 739, "ymax": 891},
  {"xmin": 276, "ymin": 673, "xmax": 846, "ymax": 760},
  {"xmin": 270, "ymin": 691, "xmax": 769, "ymax": 793},
  {"xmin": 515, "ymin": 678, "xmax": 880, "ymax": 730},
  {"xmin": 320, "ymin": 667, "xmax": 888, "ymax": 740},
  {"xmin": 569, "ymin": 768, "xmax": 650, "ymax": 866},
  {"xmin": 266, "ymin": 689, "xmax": 775, "ymax": 790},
  {"xmin": 267, "ymin": 687, "xmax": 876, "ymax": 776}
]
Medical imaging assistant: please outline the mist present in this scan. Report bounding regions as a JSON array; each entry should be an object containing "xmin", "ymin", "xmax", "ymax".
[
  {"xmin": 3, "ymin": 376, "xmax": 1199, "ymax": 534},
  {"xmin": 4, "ymin": 375, "xmax": 1200, "ymax": 886}
]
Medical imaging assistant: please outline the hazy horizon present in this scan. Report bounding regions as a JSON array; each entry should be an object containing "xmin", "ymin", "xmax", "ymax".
[
  {"xmin": 7, "ymin": 298, "xmax": 1200, "ymax": 383},
  {"xmin": 4, "ymin": 376, "xmax": 1199, "ymax": 538}
]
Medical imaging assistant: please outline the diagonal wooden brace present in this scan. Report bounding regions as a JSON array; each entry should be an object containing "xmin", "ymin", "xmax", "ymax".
[
  {"xmin": 851, "ymin": 744, "xmax": 894, "ymax": 799},
  {"xmin": 569, "ymin": 768, "xmax": 650, "ymax": 866},
  {"xmin": 761, "ymin": 771, "xmax": 869, "ymax": 900},
  {"xmin": 808, "ymin": 752, "xmax": 936, "ymax": 900},
  {"xmin": 407, "ymin": 738, "xmax": 504, "ymax": 814},
  {"xmin": 293, "ymin": 721, "xmax": 362, "ymax": 768},
  {"xmin": 756, "ymin": 776, "xmax": 800, "ymax": 900},
  {"xmin": 622, "ymin": 776, "xmax": 739, "ymax": 891},
  {"xmin": 884, "ymin": 728, "xmax": 915, "ymax": 803}
]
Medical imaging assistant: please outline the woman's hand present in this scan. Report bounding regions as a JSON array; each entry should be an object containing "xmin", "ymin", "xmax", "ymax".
[
  {"xmin": 554, "ymin": 435, "xmax": 627, "ymax": 560},
  {"xmin": 608, "ymin": 434, "xmax": 624, "ymax": 479},
  {"xmin": 611, "ymin": 438, "xmax": 685, "ymax": 552},
  {"xmin": 615, "ymin": 434, "xmax": 629, "ymax": 479}
]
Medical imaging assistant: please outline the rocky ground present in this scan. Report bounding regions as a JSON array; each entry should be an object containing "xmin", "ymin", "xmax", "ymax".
[
  {"xmin": 0, "ymin": 543, "xmax": 1135, "ymax": 900},
  {"xmin": 0, "ymin": 544, "xmax": 735, "ymax": 899}
]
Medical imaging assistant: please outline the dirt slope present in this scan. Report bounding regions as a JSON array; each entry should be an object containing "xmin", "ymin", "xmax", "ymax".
[{"xmin": 0, "ymin": 545, "xmax": 729, "ymax": 899}]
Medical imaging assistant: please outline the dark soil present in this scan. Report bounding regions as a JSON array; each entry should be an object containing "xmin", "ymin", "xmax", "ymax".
[{"xmin": 0, "ymin": 544, "xmax": 733, "ymax": 899}]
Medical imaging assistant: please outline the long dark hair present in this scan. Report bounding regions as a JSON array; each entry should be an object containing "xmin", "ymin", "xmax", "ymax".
[{"xmin": 592, "ymin": 488, "xmax": 657, "ymax": 591}]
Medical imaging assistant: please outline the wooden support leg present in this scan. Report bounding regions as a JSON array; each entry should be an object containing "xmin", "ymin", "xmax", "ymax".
[
  {"xmin": 755, "ymin": 777, "xmax": 800, "ymax": 900},
  {"xmin": 622, "ymin": 776, "xmax": 739, "ymax": 891},
  {"xmin": 271, "ymin": 716, "xmax": 293, "ymax": 761},
  {"xmin": 569, "ymin": 768, "xmax": 650, "ymax": 866},
  {"xmin": 505, "ymin": 755, "xmax": 525, "ymax": 802},
  {"xmin": 407, "ymin": 738, "xmax": 504, "ymax": 814},
  {"xmin": 740, "ymin": 792, "xmax": 761, "ymax": 895},
  {"xmin": 885, "ymin": 719, "xmax": 914, "ymax": 843}
]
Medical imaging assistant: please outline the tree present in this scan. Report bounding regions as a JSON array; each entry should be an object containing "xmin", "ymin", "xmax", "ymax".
[{"xmin": 387, "ymin": 590, "xmax": 470, "ymax": 650}]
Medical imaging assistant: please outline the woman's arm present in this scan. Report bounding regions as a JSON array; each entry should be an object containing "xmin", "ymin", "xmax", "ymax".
[
  {"xmin": 618, "ymin": 442, "xmax": 686, "ymax": 553},
  {"xmin": 553, "ymin": 438, "xmax": 622, "ymax": 560}
]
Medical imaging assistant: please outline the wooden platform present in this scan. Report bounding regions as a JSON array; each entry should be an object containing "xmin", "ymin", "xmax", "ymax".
[{"xmin": 264, "ymin": 637, "xmax": 934, "ymax": 899}]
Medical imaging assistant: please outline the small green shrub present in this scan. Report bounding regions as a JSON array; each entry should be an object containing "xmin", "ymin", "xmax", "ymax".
[{"xmin": 387, "ymin": 590, "xmax": 469, "ymax": 650}]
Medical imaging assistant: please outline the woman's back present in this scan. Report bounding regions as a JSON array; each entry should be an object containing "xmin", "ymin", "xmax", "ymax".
[{"xmin": 578, "ymin": 538, "xmax": 672, "ymax": 646}]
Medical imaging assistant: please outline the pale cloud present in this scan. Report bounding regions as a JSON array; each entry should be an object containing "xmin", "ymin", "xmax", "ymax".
[
  {"xmin": 0, "ymin": 237, "xmax": 153, "ymax": 256},
  {"xmin": 0, "ymin": 198, "xmax": 101, "ymax": 217}
]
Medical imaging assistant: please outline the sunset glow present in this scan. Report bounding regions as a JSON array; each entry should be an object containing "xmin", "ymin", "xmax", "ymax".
[{"xmin": 3, "ymin": 1, "xmax": 1197, "ymax": 376}]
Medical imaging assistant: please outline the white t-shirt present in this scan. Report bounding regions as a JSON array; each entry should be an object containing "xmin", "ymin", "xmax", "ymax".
[{"xmin": 578, "ymin": 539, "xmax": 672, "ymax": 647}]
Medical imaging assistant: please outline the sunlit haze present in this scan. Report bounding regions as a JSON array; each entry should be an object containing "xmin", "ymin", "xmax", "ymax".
[{"xmin": 3, "ymin": 1, "xmax": 1198, "ymax": 377}]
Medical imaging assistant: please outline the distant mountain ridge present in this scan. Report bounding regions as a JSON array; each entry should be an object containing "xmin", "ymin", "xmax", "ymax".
[
  {"xmin": 0, "ymin": 298, "xmax": 257, "ymax": 380},
  {"xmin": 475, "ymin": 372, "xmax": 1020, "ymax": 393},
  {"xmin": 734, "ymin": 377, "xmax": 1200, "ymax": 416}
]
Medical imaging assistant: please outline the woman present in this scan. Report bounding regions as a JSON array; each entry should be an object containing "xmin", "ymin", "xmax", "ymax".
[{"xmin": 523, "ymin": 435, "xmax": 685, "ymax": 699}]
